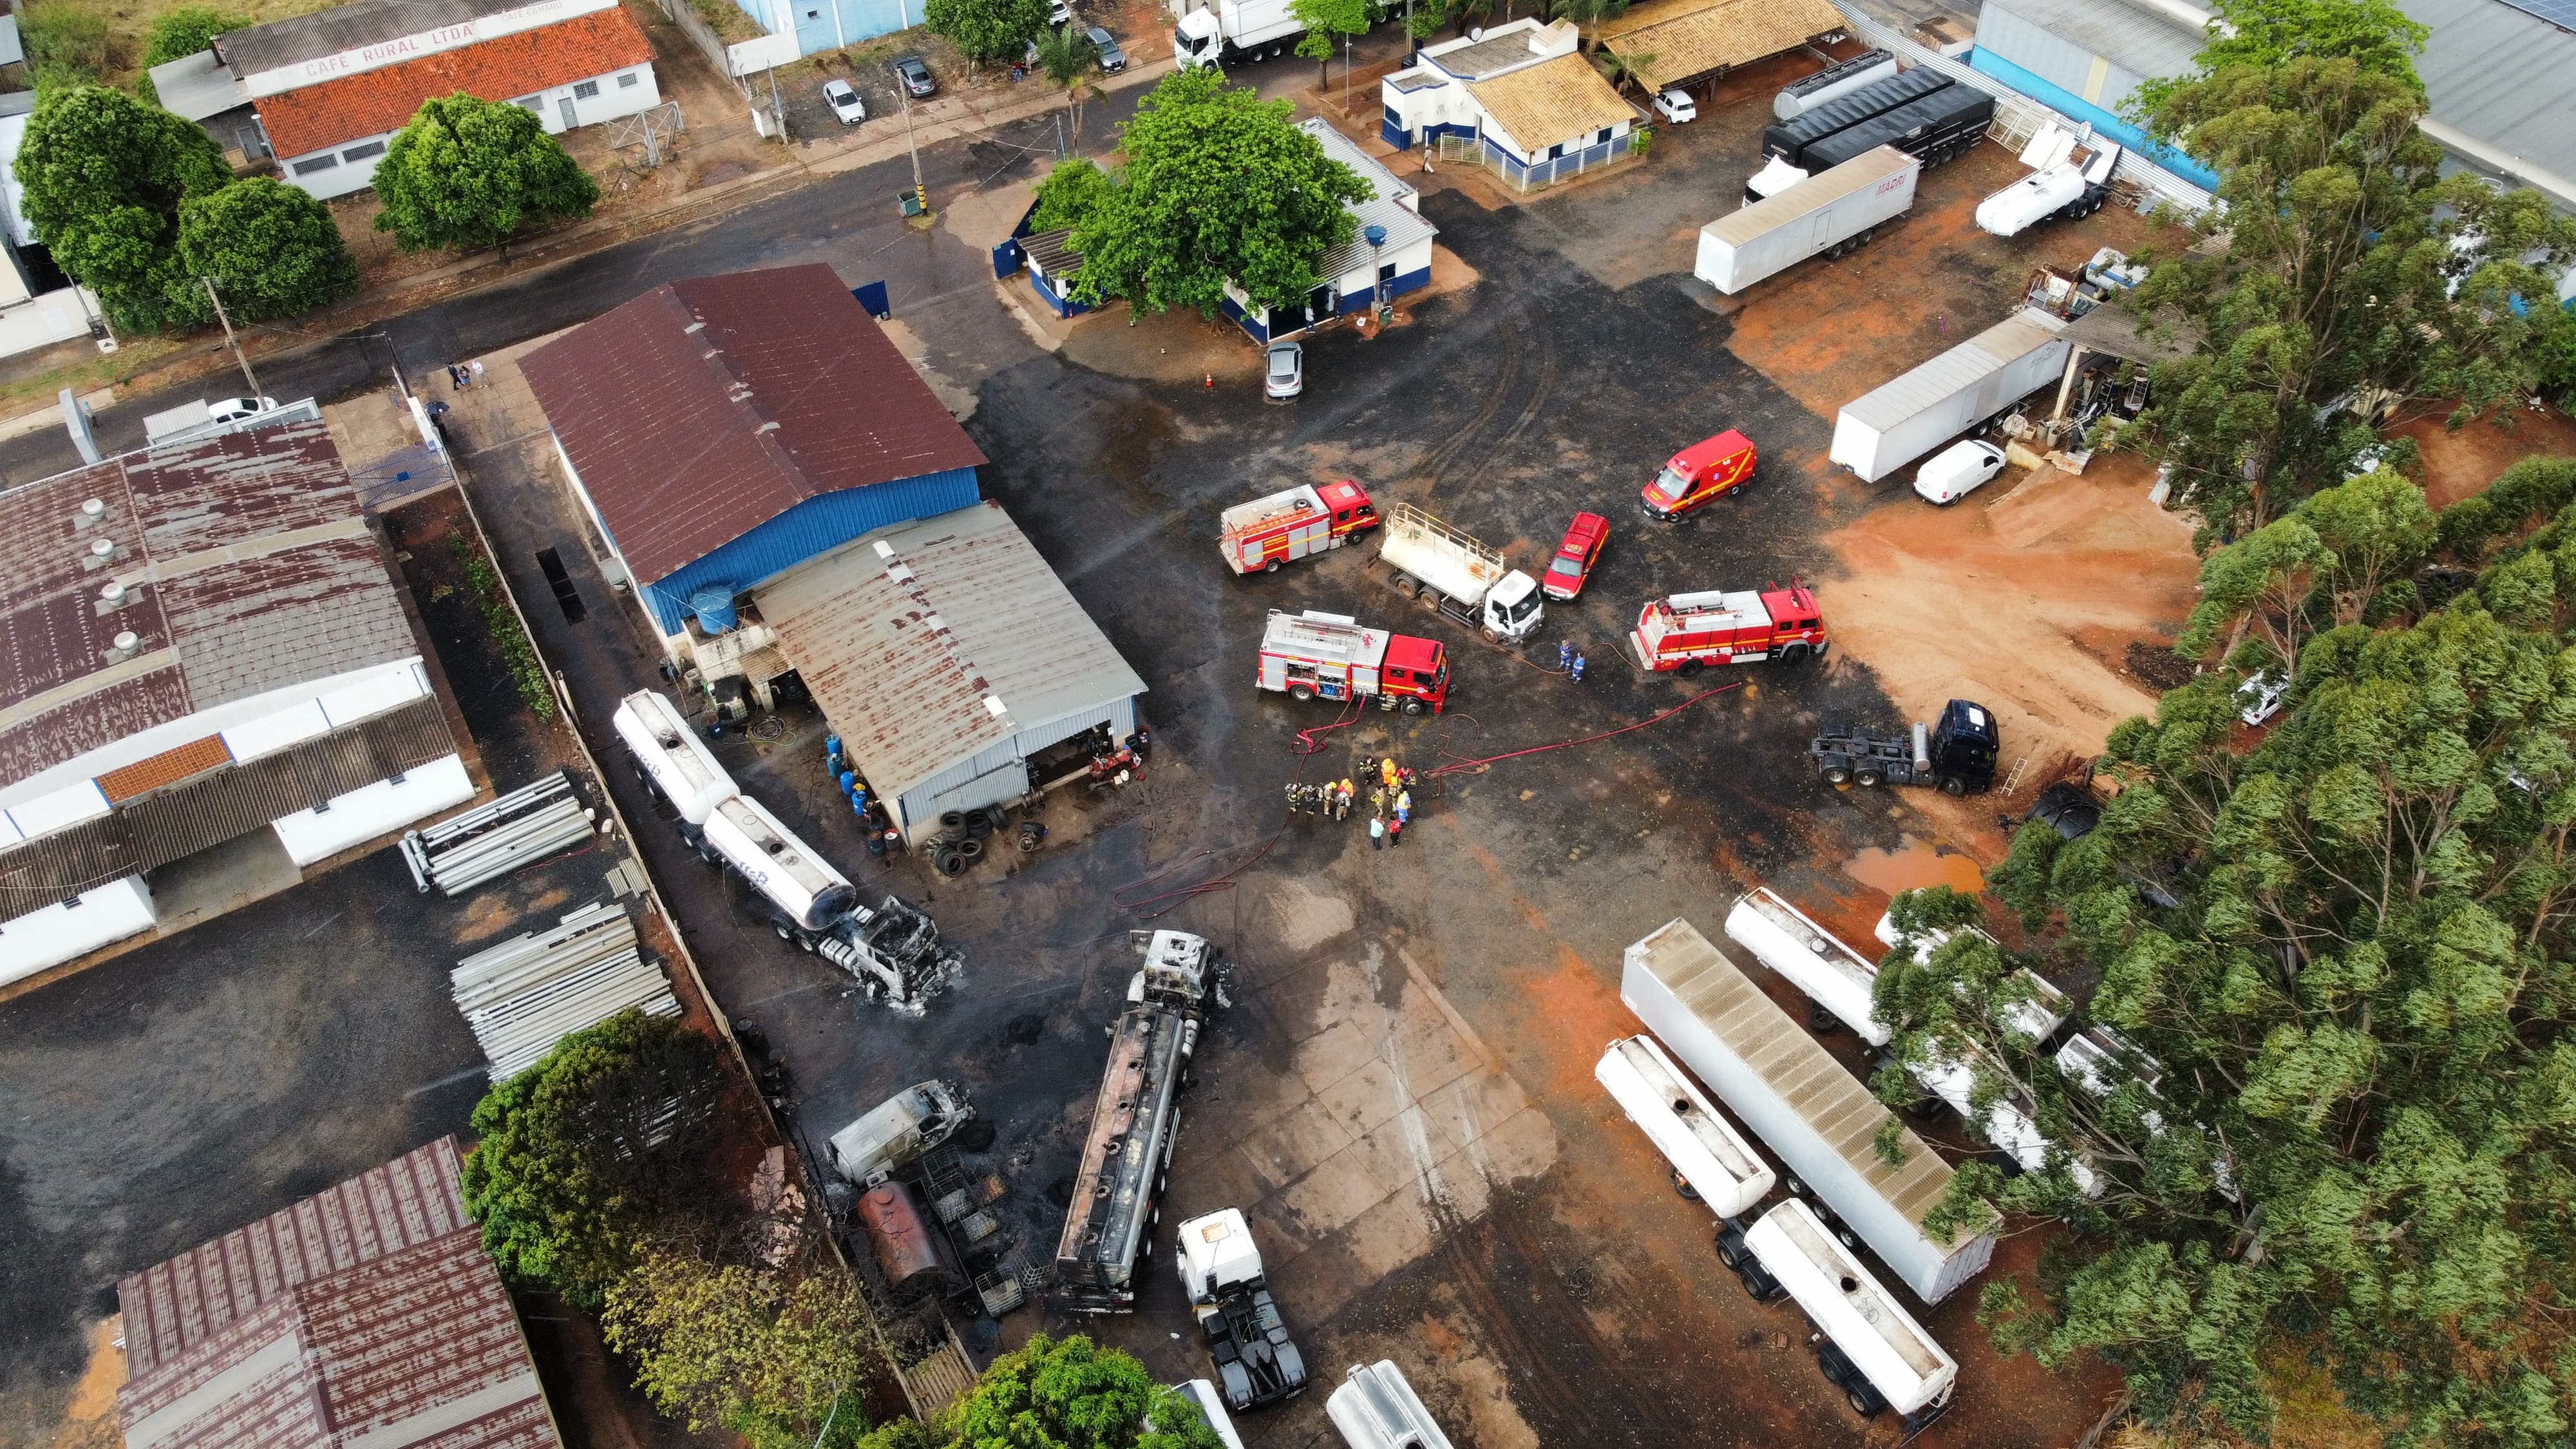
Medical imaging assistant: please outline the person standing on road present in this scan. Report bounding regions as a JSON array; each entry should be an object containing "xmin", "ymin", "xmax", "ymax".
[
  {"xmin": 1558, "ymin": 639, "xmax": 1572, "ymax": 674},
  {"xmin": 1388, "ymin": 815, "xmax": 1405, "ymax": 848},
  {"xmin": 1396, "ymin": 789, "xmax": 1410, "ymax": 820},
  {"xmin": 1370, "ymin": 816, "xmax": 1385, "ymax": 850},
  {"xmin": 1571, "ymin": 652, "xmax": 1587, "ymax": 683},
  {"xmin": 1380, "ymin": 756, "xmax": 1400, "ymax": 792},
  {"xmin": 1369, "ymin": 785, "xmax": 1385, "ymax": 818}
]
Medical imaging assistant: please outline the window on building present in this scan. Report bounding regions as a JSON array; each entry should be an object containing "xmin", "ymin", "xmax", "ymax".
[
  {"xmin": 341, "ymin": 139, "xmax": 386, "ymax": 162},
  {"xmin": 574, "ymin": 79, "xmax": 600, "ymax": 99},
  {"xmin": 517, "ymin": 97, "xmax": 543, "ymax": 112},
  {"xmin": 618, "ymin": 70, "xmax": 641, "ymax": 87},
  {"xmin": 292, "ymin": 153, "xmax": 339, "ymax": 175},
  {"xmin": 1547, "ymin": 142, "xmax": 1564, "ymax": 159},
  {"xmin": 1596, "ymin": 126, "xmax": 1613, "ymax": 145}
]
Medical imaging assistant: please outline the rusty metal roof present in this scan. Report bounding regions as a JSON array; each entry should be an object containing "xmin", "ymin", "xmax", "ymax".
[
  {"xmin": 759, "ymin": 500, "xmax": 1146, "ymax": 804},
  {"xmin": 0, "ymin": 420, "xmax": 417, "ymax": 791},
  {"xmin": 115, "ymin": 1137, "xmax": 560, "ymax": 1449},
  {"xmin": 519, "ymin": 264, "xmax": 989, "ymax": 587}
]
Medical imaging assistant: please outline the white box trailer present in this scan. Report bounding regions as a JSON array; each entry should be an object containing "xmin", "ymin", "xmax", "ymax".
[
  {"xmin": 1621, "ymin": 918, "xmax": 1996, "ymax": 1303},
  {"xmin": 1596, "ymin": 1036, "xmax": 1776, "ymax": 1218},
  {"xmin": 1727, "ymin": 887, "xmax": 1887, "ymax": 1045},
  {"xmin": 1830, "ymin": 308, "xmax": 2072, "ymax": 482},
  {"xmin": 1745, "ymin": 1199, "xmax": 1958, "ymax": 1427},
  {"xmin": 1695, "ymin": 147, "xmax": 1918, "ymax": 296},
  {"xmin": 1173, "ymin": 0, "xmax": 1302, "ymax": 68}
]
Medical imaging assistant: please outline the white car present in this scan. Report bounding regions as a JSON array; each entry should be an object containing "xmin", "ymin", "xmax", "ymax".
[
  {"xmin": 2237, "ymin": 669, "xmax": 2287, "ymax": 726},
  {"xmin": 1913, "ymin": 440, "xmax": 2007, "ymax": 504},
  {"xmin": 209, "ymin": 395, "xmax": 278, "ymax": 424},
  {"xmin": 1264, "ymin": 341, "xmax": 1303, "ymax": 402},
  {"xmin": 822, "ymin": 79, "xmax": 866, "ymax": 125},
  {"xmin": 1654, "ymin": 88, "xmax": 1696, "ymax": 123},
  {"xmin": 1048, "ymin": 0, "xmax": 1073, "ymax": 23}
]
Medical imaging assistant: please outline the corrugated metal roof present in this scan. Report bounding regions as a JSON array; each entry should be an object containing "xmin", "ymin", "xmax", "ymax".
[
  {"xmin": 759, "ymin": 500, "xmax": 1147, "ymax": 806},
  {"xmin": 0, "ymin": 420, "xmax": 416, "ymax": 790},
  {"xmin": 520, "ymin": 265, "xmax": 989, "ymax": 587},
  {"xmin": 218, "ymin": 0, "xmax": 546, "ymax": 75},
  {"xmin": 1842, "ymin": 312, "xmax": 2068, "ymax": 428},
  {"xmin": 2400, "ymin": 0, "xmax": 2576, "ymax": 187},
  {"xmin": 1596, "ymin": 0, "xmax": 1847, "ymax": 91},
  {"xmin": 1976, "ymin": 0, "xmax": 2206, "ymax": 82},
  {"xmin": 120, "ymin": 1137, "xmax": 471, "ymax": 1376},
  {"xmin": 1465, "ymin": 52, "xmax": 1636, "ymax": 153},
  {"xmin": 1298, "ymin": 119, "xmax": 1441, "ymax": 281}
]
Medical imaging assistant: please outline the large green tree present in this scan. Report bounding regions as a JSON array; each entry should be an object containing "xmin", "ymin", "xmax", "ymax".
[
  {"xmin": 1291, "ymin": 0, "xmax": 1372, "ymax": 89},
  {"xmin": 1877, "ymin": 460, "xmax": 2576, "ymax": 1443},
  {"xmin": 923, "ymin": 0, "xmax": 1050, "ymax": 68},
  {"xmin": 858, "ymin": 1334, "xmax": 1225, "ymax": 1449},
  {"xmin": 1066, "ymin": 68, "xmax": 1368, "ymax": 317},
  {"xmin": 373, "ymin": 93, "xmax": 600, "ymax": 253},
  {"xmin": 17, "ymin": 86, "xmax": 231, "ymax": 332},
  {"xmin": 2131, "ymin": 0, "xmax": 2428, "ymax": 118},
  {"xmin": 177, "ymin": 176, "xmax": 361, "ymax": 322},
  {"xmin": 602, "ymin": 1247, "xmax": 882, "ymax": 1449},
  {"xmin": 460, "ymin": 1009, "xmax": 721, "ymax": 1306},
  {"xmin": 1027, "ymin": 25, "xmax": 1101, "ymax": 140}
]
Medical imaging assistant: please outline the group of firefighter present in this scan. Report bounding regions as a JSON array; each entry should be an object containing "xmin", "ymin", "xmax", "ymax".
[{"xmin": 1287, "ymin": 755, "xmax": 1420, "ymax": 848}]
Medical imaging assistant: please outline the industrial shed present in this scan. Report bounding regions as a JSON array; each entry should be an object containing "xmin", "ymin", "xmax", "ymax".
[
  {"xmin": 116, "ymin": 1136, "xmax": 564, "ymax": 1449},
  {"xmin": 522, "ymin": 263, "xmax": 988, "ymax": 712},
  {"xmin": 757, "ymin": 500, "xmax": 1148, "ymax": 841}
]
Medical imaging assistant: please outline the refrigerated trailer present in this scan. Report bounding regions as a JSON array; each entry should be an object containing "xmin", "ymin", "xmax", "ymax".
[
  {"xmin": 1696, "ymin": 147, "xmax": 1918, "ymax": 296},
  {"xmin": 1621, "ymin": 918, "xmax": 1996, "ymax": 1303},
  {"xmin": 1596, "ymin": 1036, "xmax": 1776, "ymax": 1218},
  {"xmin": 1829, "ymin": 308, "xmax": 2071, "ymax": 483},
  {"xmin": 1743, "ymin": 1200, "xmax": 1958, "ymax": 1428}
]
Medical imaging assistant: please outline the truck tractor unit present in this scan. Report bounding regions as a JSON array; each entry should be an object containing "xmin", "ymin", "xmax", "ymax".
[
  {"xmin": 1174, "ymin": 0, "xmax": 1303, "ymax": 68},
  {"xmin": 1376, "ymin": 502, "xmax": 1544, "ymax": 643},
  {"xmin": 1737, "ymin": 1199, "xmax": 1960, "ymax": 1430},
  {"xmin": 1810, "ymin": 699, "xmax": 2000, "ymax": 795},
  {"xmin": 1597, "ymin": 1036, "xmax": 1776, "ymax": 1218},
  {"xmin": 828, "ymin": 1080, "xmax": 974, "ymax": 1186},
  {"xmin": 1055, "ymin": 929, "xmax": 1220, "ymax": 1312},
  {"xmin": 1976, "ymin": 125, "xmax": 2124, "ymax": 238},
  {"xmin": 1629, "ymin": 585, "xmax": 1828, "ymax": 673},
  {"xmin": 1176, "ymin": 1209, "xmax": 1309, "ymax": 1411},
  {"xmin": 1220, "ymin": 480, "xmax": 1379, "ymax": 575},
  {"xmin": 1258, "ymin": 610, "xmax": 1451, "ymax": 714},
  {"xmin": 614, "ymin": 690, "xmax": 959, "ymax": 1009}
]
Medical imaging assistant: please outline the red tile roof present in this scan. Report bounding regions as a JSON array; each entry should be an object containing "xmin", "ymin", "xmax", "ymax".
[
  {"xmin": 520, "ymin": 264, "xmax": 990, "ymax": 585},
  {"xmin": 251, "ymin": 7, "xmax": 654, "ymax": 158}
]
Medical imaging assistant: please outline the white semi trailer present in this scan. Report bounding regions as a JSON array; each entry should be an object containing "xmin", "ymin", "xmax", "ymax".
[
  {"xmin": 1740, "ymin": 1199, "xmax": 1958, "ymax": 1430},
  {"xmin": 1173, "ymin": 0, "xmax": 1303, "ymax": 67},
  {"xmin": 1976, "ymin": 124, "xmax": 2123, "ymax": 238},
  {"xmin": 1829, "ymin": 308, "xmax": 2072, "ymax": 482},
  {"xmin": 1727, "ymin": 887, "xmax": 1887, "ymax": 1044},
  {"xmin": 1622, "ymin": 918, "xmax": 1996, "ymax": 1303},
  {"xmin": 1696, "ymin": 147, "xmax": 1918, "ymax": 295},
  {"xmin": 1596, "ymin": 1036, "xmax": 1776, "ymax": 1218}
]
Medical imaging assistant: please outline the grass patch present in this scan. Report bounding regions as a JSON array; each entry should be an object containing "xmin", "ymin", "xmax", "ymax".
[
  {"xmin": 0, "ymin": 335, "xmax": 187, "ymax": 419},
  {"xmin": 676, "ymin": 0, "xmax": 768, "ymax": 46},
  {"xmin": 451, "ymin": 534, "xmax": 559, "ymax": 721}
]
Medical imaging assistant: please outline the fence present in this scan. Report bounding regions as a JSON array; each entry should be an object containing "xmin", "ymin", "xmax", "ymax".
[{"xmin": 1436, "ymin": 129, "xmax": 1637, "ymax": 194}]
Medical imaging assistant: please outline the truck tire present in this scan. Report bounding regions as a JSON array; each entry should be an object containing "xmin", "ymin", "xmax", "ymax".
[
  {"xmin": 1401, "ymin": 699, "xmax": 1426, "ymax": 716},
  {"xmin": 1290, "ymin": 684, "xmax": 1314, "ymax": 701},
  {"xmin": 941, "ymin": 809, "xmax": 967, "ymax": 832},
  {"xmin": 1481, "ymin": 625, "xmax": 1502, "ymax": 643},
  {"xmin": 958, "ymin": 837, "xmax": 985, "ymax": 862},
  {"xmin": 1714, "ymin": 1235, "xmax": 1741, "ymax": 1269},
  {"xmin": 1807, "ymin": 1001, "xmax": 1841, "ymax": 1034},
  {"xmin": 1940, "ymin": 775, "xmax": 1967, "ymax": 796},
  {"xmin": 1853, "ymin": 767, "xmax": 1883, "ymax": 788},
  {"xmin": 1264, "ymin": 558, "xmax": 1281, "ymax": 573},
  {"xmin": 1678, "ymin": 659, "xmax": 1703, "ymax": 678},
  {"xmin": 1781, "ymin": 644, "xmax": 1809, "ymax": 664},
  {"xmin": 1823, "ymin": 763, "xmax": 1852, "ymax": 784},
  {"xmin": 1848, "ymin": 1389, "xmax": 1877, "ymax": 1417},
  {"xmin": 936, "ymin": 848, "xmax": 967, "ymax": 878}
]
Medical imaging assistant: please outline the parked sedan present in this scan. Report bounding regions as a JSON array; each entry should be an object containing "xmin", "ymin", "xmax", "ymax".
[
  {"xmin": 209, "ymin": 395, "xmax": 278, "ymax": 424},
  {"xmin": 822, "ymin": 78, "xmax": 866, "ymax": 125},
  {"xmin": 893, "ymin": 55, "xmax": 936, "ymax": 97},
  {"xmin": 1086, "ymin": 24, "xmax": 1126, "ymax": 70},
  {"xmin": 1542, "ymin": 511, "xmax": 1608, "ymax": 601},
  {"xmin": 1264, "ymin": 341, "xmax": 1303, "ymax": 402}
]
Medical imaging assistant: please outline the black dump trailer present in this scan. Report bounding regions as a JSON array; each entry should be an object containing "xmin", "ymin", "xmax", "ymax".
[
  {"xmin": 1804, "ymin": 85, "xmax": 1998, "ymax": 172},
  {"xmin": 1763, "ymin": 68, "xmax": 1953, "ymax": 165}
]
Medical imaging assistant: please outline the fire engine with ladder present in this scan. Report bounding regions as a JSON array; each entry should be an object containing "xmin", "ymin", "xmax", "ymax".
[
  {"xmin": 1218, "ymin": 480, "xmax": 1378, "ymax": 575},
  {"xmin": 1256, "ymin": 609, "xmax": 1450, "ymax": 714},
  {"xmin": 1629, "ymin": 585, "xmax": 1830, "ymax": 674}
]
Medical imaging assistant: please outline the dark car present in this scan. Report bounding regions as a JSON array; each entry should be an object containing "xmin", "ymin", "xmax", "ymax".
[
  {"xmin": 1542, "ymin": 511, "xmax": 1608, "ymax": 601},
  {"xmin": 2028, "ymin": 781, "xmax": 2101, "ymax": 840},
  {"xmin": 893, "ymin": 55, "xmax": 936, "ymax": 97}
]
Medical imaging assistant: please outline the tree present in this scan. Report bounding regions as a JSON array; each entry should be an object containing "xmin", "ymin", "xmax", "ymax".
[
  {"xmin": 1591, "ymin": 46, "xmax": 1655, "ymax": 93},
  {"xmin": 1030, "ymin": 158, "xmax": 1112, "ymax": 232},
  {"xmin": 1548, "ymin": 0, "xmax": 1627, "ymax": 48},
  {"xmin": 936, "ymin": 1334, "xmax": 1229, "ymax": 1449},
  {"xmin": 373, "ymin": 93, "xmax": 600, "ymax": 253},
  {"xmin": 1878, "ymin": 466, "xmax": 2576, "ymax": 1442},
  {"xmin": 2130, "ymin": 0, "xmax": 2428, "ymax": 119},
  {"xmin": 2108, "ymin": 37, "xmax": 2576, "ymax": 546},
  {"xmin": 601, "ymin": 1248, "xmax": 882, "ymax": 1449},
  {"xmin": 1028, "ymin": 25, "xmax": 1101, "ymax": 140},
  {"xmin": 177, "ymin": 176, "xmax": 360, "ymax": 322},
  {"xmin": 1292, "ymin": 0, "xmax": 1371, "ymax": 89},
  {"xmin": 923, "ymin": 0, "xmax": 1050, "ymax": 70},
  {"xmin": 2172, "ymin": 462, "xmax": 2438, "ymax": 672},
  {"xmin": 16, "ymin": 86, "xmax": 231, "ymax": 332},
  {"xmin": 1066, "ymin": 68, "xmax": 1367, "ymax": 317},
  {"xmin": 460, "ymin": 1009, "xmax": 721, "ymax": 1307},
  {"xmin": 138, "ymin": 8, "xmax": 243, "ymax": 106}
]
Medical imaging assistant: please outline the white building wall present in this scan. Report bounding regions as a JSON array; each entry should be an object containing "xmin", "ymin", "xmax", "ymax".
[
  {"xmin": 0, "ymin": 875, "xmax": 156, "ymax": 989},
  {"xmin": 277, "ymin": 62, "xmax": 660, "ymax": 200},
  {"xmin": 270, "ymin": 752, "xmax": 475, "ymax": 865}
]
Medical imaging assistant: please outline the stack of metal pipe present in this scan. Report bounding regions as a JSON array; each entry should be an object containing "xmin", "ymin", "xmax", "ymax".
[
  {"xmin": 401, "ymin": 770, "xmax": 595, "ymax": 896},
  {"xmin": 450, "ymin": 899, "xmax": 678, "ymax": 1079}
]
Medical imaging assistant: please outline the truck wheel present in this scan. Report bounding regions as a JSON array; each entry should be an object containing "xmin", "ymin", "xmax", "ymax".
[
  {"xmin": 1853, "ymin": 768, "xmax": 1884, "ymax": 788},
  {"xmin": 1847, "ymin": 1389, "xmax": 1877, "ymax": 1417},
  {"xmin": 1264, "ymin": 558, "xmax": 1281, "ymax": 573},
  {"xmin": 1859, "ymin": 229, "xmax": 1875, "ymax": 246},
  {"xmin": 1781, "ymin": 644, "xmax": 1809, "ymax": 665},
  {"xmin": 1481, "ymin": 625, "xmax": 1502, "ymax": 643},
  {"xmin": 1678, "ymin": 659, "xmax": 1703, "ymax": 678},
  {"xmin": 1823, "ymin": 764, "xmax": 1852, "ymax": 784},
  {"xmin": 1290, "ymin": 684, "xmax": 1314, "ymax": 701},
  {"xmin": 1940, "ymin": 775, "xmax": 1967, "ymax": 796},
  {"xmin": 1401, "ymin": 699, "xmax": 1426, "ymax": 716}
]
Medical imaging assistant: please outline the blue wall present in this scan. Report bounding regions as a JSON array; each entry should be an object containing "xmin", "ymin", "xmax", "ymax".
[
  {"xmin": 639, "ymin": 466, "xmax": 981, "ymax": 633},
  {"xmin": 736, "ymin": 0, "xmax": 918, "ymax": 58},
  {"xmin": 1967, "ymin": 48, "xmax": 2221, "ymax": 193}
]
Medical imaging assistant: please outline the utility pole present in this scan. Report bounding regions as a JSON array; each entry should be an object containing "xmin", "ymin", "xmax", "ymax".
[
  {"xmin": 898, "ymin": 87, "xmax": 928, "ymax": 216},
  {"xmin": 202, "ymin": 277, "xmax": 261, "ymax": 397}
]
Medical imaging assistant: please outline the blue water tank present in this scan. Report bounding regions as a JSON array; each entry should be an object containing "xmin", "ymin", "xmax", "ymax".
[
  {"xmin": 1364, "ymin": 223, "xmax": 1388, "ymax": 248},
  {"xmin": 690, "ymin": 584, "xmax": 739, "ymax": 632}
]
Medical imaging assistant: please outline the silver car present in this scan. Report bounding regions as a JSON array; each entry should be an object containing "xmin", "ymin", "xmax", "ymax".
[
  {"xmin": 1087, "ymin": 24, "xmax": 1126, "ymax": 70},
  {"xmin": 1264, "ymin": 341, "xmax": 1303, "ymax": 402},
  {"xmin": 823, "ymin": 78, "xmax": 866, "ymax": 125}
]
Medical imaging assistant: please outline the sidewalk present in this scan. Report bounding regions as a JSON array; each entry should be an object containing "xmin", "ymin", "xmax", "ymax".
[{"xmin": 0, "ymin": 55, "xmax": 1179, "ymax": 438}]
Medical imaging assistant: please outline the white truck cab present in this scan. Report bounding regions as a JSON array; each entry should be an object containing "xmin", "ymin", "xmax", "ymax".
[
  {"xmin": 827, "ymin": 1081, "xmax": 972, "ymax": 1185},
  {"xmin": 1326, "ymin": 1360, "xmax": 1456, "ymax": 1449},
  {"xmin": 1743, "ymin": 1199, "xmax": 1958, "ymax": 1428}
]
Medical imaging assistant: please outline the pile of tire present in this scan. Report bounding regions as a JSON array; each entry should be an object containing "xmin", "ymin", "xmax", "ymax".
[{"xmin": 927, "ymin": 804, "xmax": 1012, "ymax": 877}]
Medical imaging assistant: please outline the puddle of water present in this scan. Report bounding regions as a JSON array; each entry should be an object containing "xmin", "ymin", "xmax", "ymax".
[{"xmin": 1842, "ymin": 837, "xmax": 1987, "ymax": 897}]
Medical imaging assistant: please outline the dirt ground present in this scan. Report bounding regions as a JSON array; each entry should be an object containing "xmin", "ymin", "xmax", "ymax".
[{"xmin": 2397, "ymin": 400, "xmax": 2576, "ymax": 507}]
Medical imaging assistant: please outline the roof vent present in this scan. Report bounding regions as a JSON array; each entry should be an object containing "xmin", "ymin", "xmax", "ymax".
[
  {"xmin": 82, "ymin": 498, "xmax": 106, "ymax": 520},
  {"xmin": 113, "ymin": 630, "xmax": 139, "ymax": 652},
  {"xmin": 100, "ymin": 580, "xmax": 128, "ymax": 606},
  {"xmin": 91, "ymin": 538, "xmax": 115, "ymax": 560}
]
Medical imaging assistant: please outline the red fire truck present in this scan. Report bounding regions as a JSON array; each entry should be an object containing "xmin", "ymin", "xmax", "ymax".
[
  {"xmin": 1256, "ymin": 609, "xmax": 1450, "ymax": 714},
  {"xmin": 1219, "ymin": 480, "xmax": 1379, "ymax": 575},
  {"xmin": 1629, "ymin": 585, "xmax": 1829, "ymax": 673}
]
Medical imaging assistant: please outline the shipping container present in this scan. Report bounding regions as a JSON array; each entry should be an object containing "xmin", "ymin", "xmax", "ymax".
[
  {"xmin": 1829, "ymin": 308, "xmax": 2071, "ymax": 482},
  {"xmin": 1695, "ymin": 147, "xmax": 1919, "ymax": 296},
  {"xmin": 1620, "ymin": 918, "xmax": 1996, "ymax": 1303}
]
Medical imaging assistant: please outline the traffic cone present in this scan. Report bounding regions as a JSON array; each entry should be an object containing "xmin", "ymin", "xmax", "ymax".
[{"xmin": 1204, "ymin": 371, "xmax": 1214, "ymax": 388}]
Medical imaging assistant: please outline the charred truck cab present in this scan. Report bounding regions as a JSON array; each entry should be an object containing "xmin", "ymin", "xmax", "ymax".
[{"xmin": 1810, "ymin": 698, "xmax": 1999, "ymax": 795}]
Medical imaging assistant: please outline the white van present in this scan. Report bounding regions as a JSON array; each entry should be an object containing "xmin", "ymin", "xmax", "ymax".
[
  {"xmin": 1596, "ymin": 1036, "xmax": 1776, "ymax": 1217},
  {"xmin": 1743, "ymin": 1199, "xmax": 1958, "ymax": 1428},
  {"xmin": 1327, "ymin": 1361, "xmax": 1454, "ymax": 1449},
  {"xmin": 1913, "ymin": 439, "xmax": 2008, "ymax": 504},
  {"xmin": 1164, "ymin": 1381, "xmax": 1247, "ymax": 1449}
]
